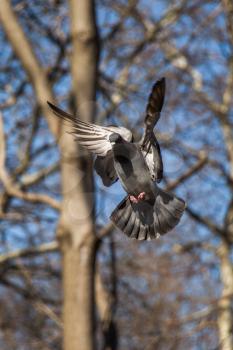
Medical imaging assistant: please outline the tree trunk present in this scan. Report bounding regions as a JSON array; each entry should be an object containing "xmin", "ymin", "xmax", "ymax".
[
  {"xmin": 60, "ymin": 1, "xmax": 100, "ymax": 349},
  {"xmin": 0, "ymin": 1, "xmax": 100, "ymax": 349},
  {"xmin": 217, "ymin": 241, "xmax": 233, "ymax": 350},
  {"xmin": 96, "ymin": 238, "xmax": 118, "ymax": 350}
]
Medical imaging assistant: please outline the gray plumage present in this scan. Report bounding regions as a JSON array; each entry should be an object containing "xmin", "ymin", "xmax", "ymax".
[
  {"xmin": 109, "ymin": 134, "xmax": 185, "ymax": 239},
  {"xmin": 47, "ymin": 77, "xmax": 186, "ymax": 240},
  {"xmin": 111, "ymin": 192, "xmax": 185, "ymax": 240},
  {"xmin": 94, "ymin": 151, "xmax": 117, "ymax": 187}
]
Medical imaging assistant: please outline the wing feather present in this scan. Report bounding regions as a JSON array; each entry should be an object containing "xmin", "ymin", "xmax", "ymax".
[
  {"xmin": 142, "ymin": 135, "xmax": 163, "ymax": 182},
  {"xmin": 140, "ymin": 78, "xmax": 165, "ymax": 182},
  {"xmin": 140, "ymin": 77, "xmax": 165, "ymax": 148},
  {"xmin": 144, "ymin": 77, "xmax": 165, "ymax": 135},
  {"xmin": 47, "ymin": 102, "xmax": 132, "ymax": 156}
]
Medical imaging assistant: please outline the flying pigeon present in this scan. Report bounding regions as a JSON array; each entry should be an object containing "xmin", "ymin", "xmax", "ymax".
[{"xmin": 47, "ymin": 77, "xmax": 186, "ymax": 240}]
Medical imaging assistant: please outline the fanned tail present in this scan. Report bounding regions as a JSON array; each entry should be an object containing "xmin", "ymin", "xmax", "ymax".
[{"xmin": 110, "ymin": 188, "xmax": 186, "ymax": 240}]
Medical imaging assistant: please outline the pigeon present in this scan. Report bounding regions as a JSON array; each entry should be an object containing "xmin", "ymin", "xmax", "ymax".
[{"xmin": 47, "ymin": 77, "xmax": 186, "ymax": 240}]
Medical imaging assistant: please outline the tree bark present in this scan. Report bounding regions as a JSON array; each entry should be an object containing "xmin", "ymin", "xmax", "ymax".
[
  {"xmin": 217, "ymin": 241, "xmax": 233, "ymax": 350},
  {"xmin": 60, "ymin": 1, "xmax": 100, "ymax": 349},
  {"xmin": 0, "ymin": 1, "xmax": 100, "ymax": 349},
  {"xmin": 96, "ymin": 238, "xmax": 118, "ymax": 350}
]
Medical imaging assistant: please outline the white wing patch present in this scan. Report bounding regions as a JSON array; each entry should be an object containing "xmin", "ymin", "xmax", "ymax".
[
  {"xmin": 142, "ymin": 149, "xmax": 156, "ymax": 181},
  {"xmin": 70, "ymin": 122, "xmax": 113, "ymax": 156},
  {"xmin": 47, "ymin": 102, "xmax": 132, "ymax": 157},
  {"xmin": 70, "ymin": 123, "xmax": 132, "ymax": 156}
]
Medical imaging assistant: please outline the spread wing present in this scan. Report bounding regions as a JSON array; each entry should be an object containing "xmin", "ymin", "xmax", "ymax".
[
  {"xmin": 142, "ymin": 135, "xmax": 163, "ymax": 183},
  {"xmin": 141, "ymin": 77, "xmax": 165, "ymax": 148},
  {"xmin": 47, "ymin": 102, "xmax": 132, "ymax": 157},
  {"xmin": 94, "ymin": 151, "xmax": 118, "ymax": 187},
  {"xmin": 140, "ymin": 77, "xmax": 165, "ymax": 182}
]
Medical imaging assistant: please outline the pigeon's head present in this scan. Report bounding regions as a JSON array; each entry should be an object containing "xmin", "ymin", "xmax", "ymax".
[{"xmin": 109, "ymin": 133, "xmax": 123, "ymax": 145}]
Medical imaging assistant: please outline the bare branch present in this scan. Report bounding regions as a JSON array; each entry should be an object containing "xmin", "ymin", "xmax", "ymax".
[
  {"xmin": 0, "ymin": 0, "xmax": 59, "ymax": 138},
  {"xmin": 167, "ymin": 152, "xmax": 207, "ymax": 191},
  {"xmin": 186, "ymin": 207, "xmax": 223, "ymax": 237},
  {"xmin": 20, "ymin": 162, "xmax": 60, "ymax": 187},
  {"xmin": 0, "ymin": 116, "xmax": 60, "ymax": 211},
  {"xmin": 0, "ymin": 241, "xmax": 58, "ymax": 265}
]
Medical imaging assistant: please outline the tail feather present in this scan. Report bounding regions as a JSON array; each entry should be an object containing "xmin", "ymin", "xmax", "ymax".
[
  {"xmin": 110, "ymin": 189, "xmax": 186, "ymax": 240},
  {"xmin": 131, "ymin": 215, "xmax": 141, "ymax": 239}
]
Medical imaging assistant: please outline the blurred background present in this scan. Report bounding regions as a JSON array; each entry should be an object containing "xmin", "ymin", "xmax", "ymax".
[{"xmin": 0, "ymin": 0, "xmax": 232, "ymax": 349}]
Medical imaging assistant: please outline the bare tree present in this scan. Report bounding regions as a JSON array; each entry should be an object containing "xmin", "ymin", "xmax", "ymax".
[
  {"xmin": 0, "ymin": 1, "xmax": 232, "ymax": 350},
  {"xmin": 0, "ymin": 0, "xmax": 100, "ymax": 349}
]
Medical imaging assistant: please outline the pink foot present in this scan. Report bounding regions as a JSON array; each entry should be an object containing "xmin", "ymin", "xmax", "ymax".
[
  {"xmin": 129, "ymin": 195, "xmax": 138, "ymax": 203},
  {"xmin": 129, "ymin": 192, "xmax": 146, "ymax": 203},
  {"xmin": 138, "ymin": 192, "xmax": 146, "ymax": 200}
]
